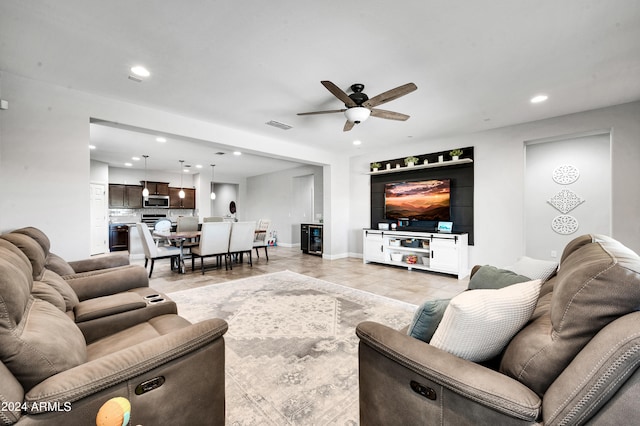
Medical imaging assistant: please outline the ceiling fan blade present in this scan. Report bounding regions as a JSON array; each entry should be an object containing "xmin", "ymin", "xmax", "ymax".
[
  {"xmin": 370, "ymin": 109, "xmax": 410, "ymax": 121},
  {"xmin": 343, "ymin": 120, "xmax": 355, "ymax": 132},
  {"xmin": 322, "ymin": 81, "xmax": 357, "ymax": 107},
  {"xmin": 362, "ymin": 82, "xmax": 417, "ymax": 108},
  {"xmin": 297, "ymin": 109, "xmax": 346, "ymax": 116}
]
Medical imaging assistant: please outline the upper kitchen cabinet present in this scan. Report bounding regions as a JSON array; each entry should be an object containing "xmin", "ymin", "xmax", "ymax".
[
  {"xmin": 109, "ymin": 184, "xmax": 143, "ymax": 209},
  {"xmin": 142, "ymin": 181, "xmax": 170, "ymax": 196},
  {"xmin": 169, "ymin": 187, "xmax": 196, "ymax": 209}
]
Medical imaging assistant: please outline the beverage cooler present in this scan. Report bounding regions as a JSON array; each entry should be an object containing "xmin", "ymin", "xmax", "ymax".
[{"xmin": 301, "ymin": 223, "xmax": 323, "ymax": 256}]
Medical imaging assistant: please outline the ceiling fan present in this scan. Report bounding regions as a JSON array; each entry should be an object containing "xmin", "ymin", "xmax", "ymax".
[{"xmin": 297, "ymin": 81, "xmax": 417, "ymax": 131}]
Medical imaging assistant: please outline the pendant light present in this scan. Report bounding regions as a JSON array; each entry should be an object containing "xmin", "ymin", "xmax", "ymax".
[
  {"xmin": 210, "ymin": 164, "xmax": 216, "ymax": 200},
  {"xmin": 178, "ymin": 160, "xmax": 185, "ymax": 199},
  {"xmin": 142, "ymin": 155, "xmax": 150, "ymax": 197}
]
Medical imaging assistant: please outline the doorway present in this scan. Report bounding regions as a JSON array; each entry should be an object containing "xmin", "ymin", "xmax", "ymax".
[{"xmin": 89, "ymin": 182, "xmax": 108, "ymax": 255}]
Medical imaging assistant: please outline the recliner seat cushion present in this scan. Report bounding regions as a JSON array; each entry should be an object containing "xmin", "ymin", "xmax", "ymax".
[
  {"xmin": 0, "ymin": 257, "xmax": 87, "ymax": 391},
  {"xmin": 500, "ymin": 236, "xmax": 640, "ymax": 396}
]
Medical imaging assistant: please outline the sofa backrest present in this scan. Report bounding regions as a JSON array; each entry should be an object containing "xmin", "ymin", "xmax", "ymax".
[
  {"xmin": 0, "ymin": 233, "xmax": 47, "ymax": 280},
  {"xmin": 500, "ymin": 235, "xmax": 640, "ymax": 396},
  {"xmin": 11, "ymin": 227, "xmax": 51, "ymax": 256}
]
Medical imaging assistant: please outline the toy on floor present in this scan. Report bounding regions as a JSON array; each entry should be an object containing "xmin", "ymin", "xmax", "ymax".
[{"xmin": 96, "ymin": 397, "xmax": 131, "ymax": 426}]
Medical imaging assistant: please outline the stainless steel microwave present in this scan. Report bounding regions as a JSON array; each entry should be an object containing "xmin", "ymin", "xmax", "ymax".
[{"xmin": 143, "ymin": 195, "xmax": 170, "ymax": 208}]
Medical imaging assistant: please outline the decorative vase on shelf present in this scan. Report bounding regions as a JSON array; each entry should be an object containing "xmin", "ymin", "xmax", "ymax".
[
  {"xmin": 386, "ymin": 164, "xmax": 391, "ymax": 170},
  {"xmin": 407, "ymin": 162, "xmax": 414, "ymax": 167},
  {"xmin": 423, "ymin": 159, "xmax": 429, "ymax": 165},
  {"xmin": 438, "ymin": 155, "xmax": 444, "ymax": 162},
  {"xmin": 372, "ymin": 167, "xmax": 378, "ymax": 172},
  {"xmin": 452, "ymin": 155, "xmax": 459, "ymax": 161}
]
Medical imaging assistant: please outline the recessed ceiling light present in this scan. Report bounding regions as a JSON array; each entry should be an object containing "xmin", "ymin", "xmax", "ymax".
[
  {"xmin": 233, "ymin": 151, "xmax": 242, "ymax": 156},
  {"xmin": 132, "ymin": 156, "xmax": 140, "ymax": 161},
  {"xmin": 530, "ymin": 94, "xmax": 548, "ymax": 103},
  {"xmin": 195, "ymin": 164, "xmax": 203, "ymax": 169},
  {"xmin": 124, "ymin": 162, "xmax": 133, "ymax": 167},
  {"xmin": 156, "ymin": 137, "xmax": 166, "ymax": 143},
  {"xmin": 89, "ymin": 145, "xmax": 96, "ymax": 150},
  {"xmin": 353, "ymin": 140, "xmax": 362, "ymax": 146},
  {"xmin": 131, "ymin": 66, "xmax": 150, "ymax": 78}
]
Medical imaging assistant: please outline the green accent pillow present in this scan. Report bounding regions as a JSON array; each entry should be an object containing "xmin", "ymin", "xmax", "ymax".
[
  {"xmin": 407, "ymin": 298, "xmax": 450, "ymax": 343},
  {"xmin": 468, "ymin": 265, "xmax": 531, "ymax": 290}
]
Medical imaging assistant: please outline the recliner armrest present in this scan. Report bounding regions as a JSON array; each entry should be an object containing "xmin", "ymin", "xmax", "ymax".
[
  {"xmin": 356, "ymin": 321, "xmax": 541, "ymax": 422},
  {"xmin": 62, "ymin": 265, "xmax": 149, "ymax": 301},
  {"xmin": 67, "ymin": 252, "xmax": 130, "ymax": 273},
  {"xmin": 24, "ymin": 318, "xmax": 228, "ymax": 409}
]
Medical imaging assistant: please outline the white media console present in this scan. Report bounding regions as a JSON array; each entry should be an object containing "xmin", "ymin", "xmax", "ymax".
[{"xmin": 363, "ymin": 229, "xmax": 469, "ymax": 279}]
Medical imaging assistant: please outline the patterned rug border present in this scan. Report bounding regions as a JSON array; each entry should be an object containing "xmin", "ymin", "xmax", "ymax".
[{"xmin": 166, "ymin": 269, "xmax": 418, "ymax": 311}]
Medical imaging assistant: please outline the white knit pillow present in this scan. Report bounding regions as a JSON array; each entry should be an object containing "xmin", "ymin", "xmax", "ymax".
[
  {"xmin": 505, "ymin": 256, "xmax": 557, "ymax": 281},
  {"xmin": 430, "ymin": 279, "xmax": 542, "ymax": 362}
]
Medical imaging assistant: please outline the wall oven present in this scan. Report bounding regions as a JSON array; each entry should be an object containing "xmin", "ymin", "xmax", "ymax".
[{"xmin": 143, "ymin": 195, "xmax": 170, "ymax": 208}]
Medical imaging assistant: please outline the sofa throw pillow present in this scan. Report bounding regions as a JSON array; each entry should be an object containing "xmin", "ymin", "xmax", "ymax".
[
  {"xmin": 505, "ymin": 256, "xmax": 558, "ymax": 282},
  {"xmin": 468, "ymin": 265, "xmax": 532, "ymax": 290},
  {"xmin": 430, "ymin": 279, "xmax": 542, "ymax": 362},
  {"xmin": 407, "ymin": 298, "xmax": 451, "ymax": 343}
]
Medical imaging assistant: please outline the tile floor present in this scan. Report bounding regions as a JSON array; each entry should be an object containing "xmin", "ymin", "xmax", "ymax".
[{"xmin": 134, "ymin": 245, "xmax": 468, "ymax": 305}]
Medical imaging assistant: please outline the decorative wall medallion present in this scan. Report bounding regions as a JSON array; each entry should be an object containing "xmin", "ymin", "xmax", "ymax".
[
  {"xmin": 548, "ymin": 189, "xmax": 585, "ymax": 214},
  {"xmin": 551, "ymin": 215, "xmax": 579, "ymax": 235},
  {"xmin": 552, "ymin": 164, "xmax": 580, "ymax": 185}
]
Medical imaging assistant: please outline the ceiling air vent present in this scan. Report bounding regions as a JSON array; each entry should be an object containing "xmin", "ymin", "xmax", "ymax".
[
  {"xmin": 215, "ymin": 152, "xmax": 225, "ymax": 155},
  {"xmin": 266, "ymin": 120, "xmax": 292, "ymax": 130}
]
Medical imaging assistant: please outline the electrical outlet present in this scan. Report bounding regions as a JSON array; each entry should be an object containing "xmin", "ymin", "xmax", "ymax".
[{"xmin": 551, "ymin": 250, "xmax": 557, "ymax": 258}]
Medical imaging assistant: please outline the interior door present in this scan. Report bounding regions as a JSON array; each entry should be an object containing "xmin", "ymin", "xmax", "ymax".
[{"xmin": 90, "ymin": 183, "xmax": 108, "ymax": 255}]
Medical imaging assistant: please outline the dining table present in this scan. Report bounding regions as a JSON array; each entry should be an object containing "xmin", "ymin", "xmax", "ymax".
[{"xmin": 153, "ymin": 230, "xmax": 201, "ymax": 274}]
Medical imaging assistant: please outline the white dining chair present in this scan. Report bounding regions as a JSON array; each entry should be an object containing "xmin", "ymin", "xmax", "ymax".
[
  {"xmin": 228, "ymin": 221, "xmax": 256, "ymax": 269},
  {"xmin": 203, "ymin": 216, "xmax": 224, "ymax": 222},
  {"xmin": 137, "ymin": 223, "xmax": 182, "ymax": 277},
  {"xmin": 176, "ymin": 216, "xmax": 199, "ymax": 252},
  {"xmin": 253, "ymin": 219, "xmax": 271, "ymax": 261},
  {"xmin": 190, "ymin": 222, "xmax": 232, "ymax": 274}
]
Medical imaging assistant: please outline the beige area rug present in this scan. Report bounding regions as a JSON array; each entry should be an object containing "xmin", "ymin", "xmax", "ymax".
[{"xmin": 168, "ymin": 270, "xmax": 416, "ymax": 425}]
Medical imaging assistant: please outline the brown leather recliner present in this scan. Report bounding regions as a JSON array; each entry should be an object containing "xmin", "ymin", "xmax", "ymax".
[
  {"xmin": 357, "ymin": 234, "xmax": 640, "ymax": 425},
  {"xmin": 0, "ymin": 238, "xmax": 227, "ymax": 425}
]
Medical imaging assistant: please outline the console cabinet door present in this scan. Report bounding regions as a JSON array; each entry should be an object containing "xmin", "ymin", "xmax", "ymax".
[
  {"xmin": 364, "ymin": 232, "xmax": 385, "ymax": 263},
  {"xmin": 430, "ymin": 238, "xmax": 459, "ymax": 273}
]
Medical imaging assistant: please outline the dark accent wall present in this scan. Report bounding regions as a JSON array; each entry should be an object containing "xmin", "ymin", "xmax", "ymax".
[{"xmin": 370, "ymin": 147, "xmax": 474, "ymax": 244}]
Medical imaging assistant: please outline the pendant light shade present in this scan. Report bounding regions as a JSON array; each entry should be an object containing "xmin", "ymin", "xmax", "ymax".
[
  {"xmin": 178, "ymin": 160, "xmax": 185, "ymax": 199},
  {"xmin": 142, "ymin": 155, "xmax": 150, "ymax": 197},
  {"xmin": 210, "ymin": 164, "xmax": 216, "ymax": 200}
]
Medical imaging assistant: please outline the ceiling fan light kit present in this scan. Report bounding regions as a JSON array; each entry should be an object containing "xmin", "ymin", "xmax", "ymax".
[
  {"xmin": 344, "ymin": 107, "xmax": 371, "ymax": 123},
  {"xmin": 298, "ymin": 81, "xmax": 417, "ymax": 132}
]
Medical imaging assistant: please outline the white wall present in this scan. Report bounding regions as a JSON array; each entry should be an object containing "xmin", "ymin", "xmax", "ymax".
[
  {"xmin": 349, "ymin": 101, "xmax": 640, "ymax": 268},
  {"xmin": 525, "ymin": 133, "xmax": 611, "ymax": 259}
]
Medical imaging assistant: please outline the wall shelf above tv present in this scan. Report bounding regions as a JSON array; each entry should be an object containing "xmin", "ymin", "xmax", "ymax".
[{"xmin": 367, "ymin": 158, "xmax": 473, "ymax": 175}]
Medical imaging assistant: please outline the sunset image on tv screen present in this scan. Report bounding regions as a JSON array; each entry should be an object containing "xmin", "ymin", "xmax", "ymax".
[{"xmin": 384, "ymin": 179, "xmax": 450, "ymax": 221}]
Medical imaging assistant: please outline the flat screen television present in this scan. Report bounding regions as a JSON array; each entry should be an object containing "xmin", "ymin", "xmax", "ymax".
[{"xmin": 384, "ymin": 179, "xmax": 451, "ymax": 221}]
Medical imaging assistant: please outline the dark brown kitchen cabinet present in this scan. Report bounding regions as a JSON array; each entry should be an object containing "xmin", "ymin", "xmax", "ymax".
[
  {"xmin": 109, "ymin": 184, "xmax": 143, "ymax": 208},
  {"xmin": 141, "ymin": 181, "xmax": 170, "ymax": 196},
  {"xmin": 169, "ymin": 187, "xmax": 196, "ymax": 209}
]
